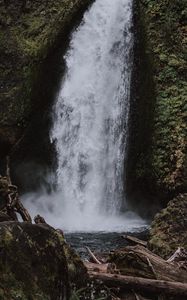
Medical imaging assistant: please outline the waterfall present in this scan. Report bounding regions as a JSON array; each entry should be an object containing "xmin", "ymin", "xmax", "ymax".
[{"xmin": 26, "ymin": 0, "xmax": 146, "ymax": 231}]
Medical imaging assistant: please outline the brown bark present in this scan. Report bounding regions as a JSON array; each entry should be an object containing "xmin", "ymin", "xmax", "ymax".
[
  {"xmin": 122, "ymin": 235, "xmax": 147, "ymax": 247},
  {"xmin": 0, "ymin": 157, "xmax": 32, "ymax": 223},
  {"xmin": 86, "ymin": 246, "xmax": 102, "ymax": 264},
  {"xmin": 16, "ymin": 199, "xmax": 32, "ymax": 223},
  {"xmin": 89, "ymin": 271, "xmax": 187, "ymax": 297},
  {"xmin": 84, "ymin": 261, "xmax": 109, "ymax": 273},
  {"xmin": 108, "ymin": 245, "xmax": 187, "ymax": 282}
]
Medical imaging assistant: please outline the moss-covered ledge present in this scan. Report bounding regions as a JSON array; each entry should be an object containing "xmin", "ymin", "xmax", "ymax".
[
  {"xmin": 148, "ymin": 193, "xmax": 187, "ymax": 259},
  {"xmin": 128, "ymin": 0, "xmax": 187, "ymax": 200},
  {"xmin": 0, "ymin": 0, "xmax": 93, "ymax": 155}
]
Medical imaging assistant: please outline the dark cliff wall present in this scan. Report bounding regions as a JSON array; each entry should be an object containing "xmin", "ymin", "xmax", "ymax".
[
  {"xmin": 127, "ymin": 0, "xmax": 187, "ymax": 209},
  {"xmin": 0, "ymin": 0, "xmax": 93, "ymax": 158}
]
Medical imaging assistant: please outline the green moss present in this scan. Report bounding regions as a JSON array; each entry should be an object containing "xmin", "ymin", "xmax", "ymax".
[
  {"xmin": 149, "ymin": 193, "xmax": 187, "ymax": 258},
  {"xmin": 0, "ymin": 0, "xmax": 93, "ymax": 149},
  {"xmin": 136, "ymin": 0, "xmax": 187, "ymax": 194},
  {"xmin": 0, "ymin": 222, "xmax": 69, "ymax": 299},
  {"xmin": 3, "ymin": 229, "xmax": 13, "ymax": 245}
]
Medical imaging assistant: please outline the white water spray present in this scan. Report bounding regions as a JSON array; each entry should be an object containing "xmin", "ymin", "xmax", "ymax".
[{"xmin": 26, "ymin": 0, "xmax": 146, "ymax": 231}]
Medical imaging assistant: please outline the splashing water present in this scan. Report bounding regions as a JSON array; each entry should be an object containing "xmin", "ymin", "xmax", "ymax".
[{"xmin": 25, "ymin": 0, "xmax": 146, "ymax": 232}]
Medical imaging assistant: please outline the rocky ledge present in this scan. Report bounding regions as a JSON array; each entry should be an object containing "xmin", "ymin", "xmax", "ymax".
[{"xmin": 149, "ymin": 193, "xmax": 187, "ymax": 258}]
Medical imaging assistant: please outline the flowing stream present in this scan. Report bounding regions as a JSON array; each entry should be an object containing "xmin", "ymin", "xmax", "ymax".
[{"xmin": 26, "ymin": 0, "xmax": 146, "ymax": 232}]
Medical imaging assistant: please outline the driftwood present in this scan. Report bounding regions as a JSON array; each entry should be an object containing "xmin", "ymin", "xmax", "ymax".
[
  {"xmin": 84, "ymin": 245, "xmax": 187, "ymax": 299},
  {"xmin": 167, "ymin": 247, "xmax": 187, "ymax": 262},
  {"xmin": 84, "ymin": 261, "xmax": 109, "ymax": 273},
  {"xmin": 0, "ymin": 156, "xmax": 32, "ymax": 222},
  {"xmin": 122, "ymin": 235, "xmax": 147, "ymax": 247},
  {"xmin": 83, "ymin": 242, "xmax": 187, "ymax": 300},
  {"xmin": 146, "ymin": 257, "xmax": 157, "ymax": 279},
  {"xmin": 84, "ymin": 245, "xmax": 187, "ymax": 283},
  {"xmin": 85, "ymin": 246, "xmax": 102, "ymax": 264},
  {"xmin": 108, "ymin": 245, "xmax": 187, "ymax": 282},
  {"xmin": 167, "ymin": 247, "xmax": 187, "ymax": 271},
  {"xmin": 89, "ymin": 271, "xmax": 187, "ymax": 297}
]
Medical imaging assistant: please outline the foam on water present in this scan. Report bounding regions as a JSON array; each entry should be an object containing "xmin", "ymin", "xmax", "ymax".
[{"xmin": 24, "ymin": 192, "xmax": 146, "ymax": 232}]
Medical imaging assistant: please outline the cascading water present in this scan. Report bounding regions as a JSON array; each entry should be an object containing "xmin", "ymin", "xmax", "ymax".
[{"xmin": 26, "ymin": 0, "xmax": 146, "ymax": 231}]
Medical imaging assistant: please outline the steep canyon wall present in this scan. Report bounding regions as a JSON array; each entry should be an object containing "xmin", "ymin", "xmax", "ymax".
[
  {"xmin": 0, "ymin": 0, "xmax": 93, "ymax": 156},
  {"xmin": 128, "ymin": 0, "xmax": 187, "ymax": 206}
]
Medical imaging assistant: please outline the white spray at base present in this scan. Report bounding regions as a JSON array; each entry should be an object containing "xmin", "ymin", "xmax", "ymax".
[{"xmin": 25, "ymin": 0, "xmax": 146, "ymax": 232}]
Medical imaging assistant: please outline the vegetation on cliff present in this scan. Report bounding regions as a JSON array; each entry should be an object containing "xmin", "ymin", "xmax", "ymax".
[
  {"xmin": 132, "ymin": 0, "xmax": 187, "ymax": 197},
  {"xmin": 0, "ymin": 0, "xmax": 92, "ymax": 154}
]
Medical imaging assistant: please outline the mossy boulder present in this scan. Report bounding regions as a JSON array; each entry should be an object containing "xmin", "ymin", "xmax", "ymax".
[
  {"xmin": 62, "ymin": 240, "xmax": 87, "ymax": 286},
  {"xmin": 148, "ymin": 193, "xmax": 187, "ymax": 258},
  {"xmin": 0, "ymin": 222, "xmax": 86, "ymax": 300},
  {"xmin": 0, "ymin": 0, "xmax": 92, "ymax": 155}
]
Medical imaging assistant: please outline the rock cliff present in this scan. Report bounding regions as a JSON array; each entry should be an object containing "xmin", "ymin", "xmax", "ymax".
[
  {"xmin": 128, "ymin": 0, "xmax": 187, "ymax": 201},
  {"xmin": 0, "ymin": 0, "xmax": 92, "ymax": 156}
]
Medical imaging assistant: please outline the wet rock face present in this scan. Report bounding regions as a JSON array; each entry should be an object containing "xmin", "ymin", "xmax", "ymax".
[
  {"xmin": 149, "ymin": 193, "xmax": 187, "ymax": 259},
  {"xmin": 129, "ymin": 0, "xmax": 187, "ymax": 198},
  {"xmin": 0, "ymin": 222, "xmax": 69, "ymax": 300},
  {"xmin": 0, "ymin": 0, "xmax": 92, "ymax": 156}
]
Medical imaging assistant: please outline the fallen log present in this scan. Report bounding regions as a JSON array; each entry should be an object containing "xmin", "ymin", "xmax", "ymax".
[
  {"xmin": 89, "ymin": 271, "xmax": 187, "ymax": 297},
  {"xmin": 108, "ymin": 245, "xmax": 187, "ymax": 282},
  {"xmin": 84, "ymin": 261, "xmax": 109, "ymax": 273},
  {"xmin": 0, "ymin": 157, "xmax": 32, "ymax": 223},
  {"xmin": 122, "ymin": 235, "xmax": 147, "ymax": 247}
]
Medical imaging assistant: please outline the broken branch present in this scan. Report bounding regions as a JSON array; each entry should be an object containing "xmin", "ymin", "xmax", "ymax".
[{"xmin": 85, "ymin": 246, "xmax": 102, "ymax": 264}]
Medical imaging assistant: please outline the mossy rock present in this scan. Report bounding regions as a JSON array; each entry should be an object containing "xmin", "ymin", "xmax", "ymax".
[
  {"xmin": 0, "ymin": 222, "xmax": 69, "ymax": 299},
  {"xmin": 148, "ymin": 193, "xmax": 187, "ymax": 258},
  {"xmin": 63, "ymin": 240, "xmax": 87, "ymax": 286},
  {"xmin": 0, "ymin": 221, "xmax": 88, "ymax": 299}
]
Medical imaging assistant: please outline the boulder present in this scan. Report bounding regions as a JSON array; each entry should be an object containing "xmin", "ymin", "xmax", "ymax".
[
  {"xmin": 0, "ymin": 221, "xmax": 70, "ymax": 300},
  {"xmin": 149, "ymin": 193, "xmax": 187, "ymax": 258}
]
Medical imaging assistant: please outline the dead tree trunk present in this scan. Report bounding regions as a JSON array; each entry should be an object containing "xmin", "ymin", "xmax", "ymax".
[
  {"xmin": 108, "ymin": 245, "xmax": 187, "ymax": 282},
  {"xmin": 122, "ymin": 235, "xmax": 147, "ymax": 247},
  {"xmin": 0, "ymin": 157, "xmax": 32, "ymax": 223},
  {"xmin": 89, "ymin": 272, "xmax": 187, "ymax": 297}
]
